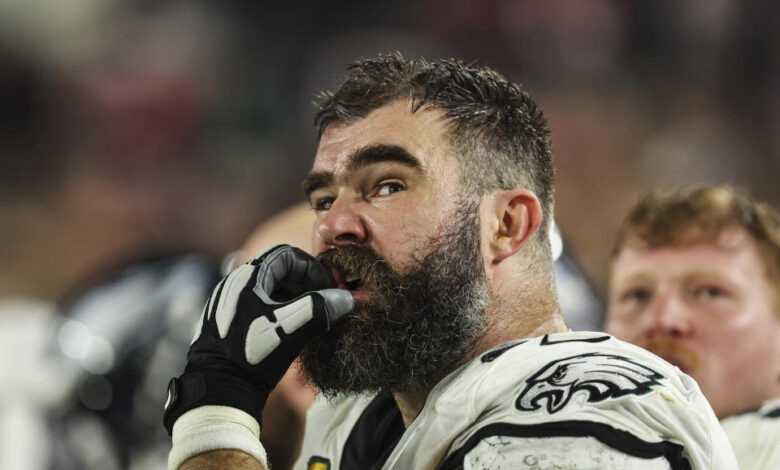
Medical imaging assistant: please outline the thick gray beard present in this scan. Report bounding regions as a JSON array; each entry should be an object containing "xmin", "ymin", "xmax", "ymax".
[{"xmin": 301, "ymin": 200, "xmax": 489, "ymax": 397}]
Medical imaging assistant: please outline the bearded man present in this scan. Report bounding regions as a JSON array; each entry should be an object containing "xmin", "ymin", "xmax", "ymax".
[{"xmin": 162, "ymin": 54, "xmax": 738, "ymax": 469}]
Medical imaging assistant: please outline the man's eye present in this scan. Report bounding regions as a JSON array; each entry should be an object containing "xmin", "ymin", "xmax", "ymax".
[
  {"xmin": 694, "ymin": 286, "xmax": 724, "ymax": 300},
  {"xmin": 373, "ymin": 181, "xmax": 405, "ymax": 197},
  {"xmin": 311, "ymin": 197, "xmax": 334, "ymax": 211},
  {"xmin": 623, "ymin": 288, "xmax": 651, "ymax": 303}
]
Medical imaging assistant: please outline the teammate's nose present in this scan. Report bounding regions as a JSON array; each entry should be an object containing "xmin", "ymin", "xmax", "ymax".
[
  {"xmin": 316, "ymin": 196, "xmax": 367, "ymax": 247},
  {"xmin": 650, "ymin": 292, "xmax": 693, "ymax": 338}
]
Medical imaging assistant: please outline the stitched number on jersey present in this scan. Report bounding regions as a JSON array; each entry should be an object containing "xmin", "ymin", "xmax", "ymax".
[
  {"xmin": 307, "ymin": 456, "xmax": 330, "ymax": 470},
  {"xmin": 516, "ymin": 353, "xmax": 664, "ymax": 414}
]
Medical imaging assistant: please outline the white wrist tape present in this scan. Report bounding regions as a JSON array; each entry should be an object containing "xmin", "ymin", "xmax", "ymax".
[{"xmin": 168, "ymin": 405, "xmax": 268, "ymax": 470}]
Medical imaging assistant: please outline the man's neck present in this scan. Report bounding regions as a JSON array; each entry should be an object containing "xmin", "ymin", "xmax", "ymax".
[
  {"xmin": 392, "ymin": 312, "xmax": 568, "ymax": 428},
  {"xmin": 394, "ymin": 390, "xmax": 429, "ymax": 427}
]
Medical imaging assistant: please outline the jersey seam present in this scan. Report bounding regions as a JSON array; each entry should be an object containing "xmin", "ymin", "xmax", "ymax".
[{"xmin": 436, "ymin": 420, "xmax": 692, "ymax": 470}]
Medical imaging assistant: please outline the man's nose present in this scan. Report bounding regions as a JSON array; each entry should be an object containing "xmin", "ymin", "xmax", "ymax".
[
  {"xmin": 315, "ymin": 196, "xmax": 367, "ymax": 247},
  {"xmin": 649, "ymin": 292, "xmax": 693, "ymax": 338}
]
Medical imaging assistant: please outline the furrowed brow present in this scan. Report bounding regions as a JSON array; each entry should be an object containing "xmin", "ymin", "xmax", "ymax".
[
  {"xmin": 346, "ymin": 144, "xmax": 424, "ymax": 173},
  {"xmin": 303, "ymin": 145, "xmax": 424, "ymax": 199},
  {"xmin": 302, "ymin": 171, "xmax": 334, "ymax": 199}
]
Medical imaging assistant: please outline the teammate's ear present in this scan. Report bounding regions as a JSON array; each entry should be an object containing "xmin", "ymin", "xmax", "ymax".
[{"xmin": 487, "ymin": 188, "xmax": 543, "ymax": 264}]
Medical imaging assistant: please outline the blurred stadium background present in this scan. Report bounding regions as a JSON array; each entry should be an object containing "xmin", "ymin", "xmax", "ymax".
[{"xmin": 1, "ymin": 1, "xmax": 779, "ymax": 469}]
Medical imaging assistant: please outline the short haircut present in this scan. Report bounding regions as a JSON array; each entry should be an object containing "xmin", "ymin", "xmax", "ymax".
[
  {"xmin": 612, "ymin": 185, "xmax": 780, "ymax": 309},
  {"xmin": 315, "ymin": 52, "xmax": 555, "ymax": 252}
]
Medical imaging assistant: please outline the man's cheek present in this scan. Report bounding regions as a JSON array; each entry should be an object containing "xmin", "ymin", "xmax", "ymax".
[{"xmin": 604, "ymin": 317, "xmax": 629, "ymax": 339}]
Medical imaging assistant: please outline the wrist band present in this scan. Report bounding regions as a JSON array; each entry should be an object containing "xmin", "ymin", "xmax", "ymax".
[{"xmin": 168, "ymin": 406, "xmax": 268, "ymax": 470}]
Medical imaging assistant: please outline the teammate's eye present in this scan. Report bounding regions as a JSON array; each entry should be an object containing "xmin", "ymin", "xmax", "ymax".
[
  {"xmin": 623, "ymin": 288, "xmax": 651, "ymax": 304},
  {"xmin": 373, "ymin": 180, "xmax": 405, "ymax": 197},
  {"xmin": 694, "ymin": 286, "xmax": 724, "ymax": 300}
]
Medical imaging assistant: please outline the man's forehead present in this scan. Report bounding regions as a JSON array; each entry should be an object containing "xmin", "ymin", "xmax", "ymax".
[
  {"xmin": 312, "ymin": 100, "xmax": 452, "ymax": 172},
  {"xmin": 611, "ymin": 229, "xmax": 762, "ymax": 279},
  {"xmin": 618, "ymin": 226, "xmax": 757, "ymax": 256}
]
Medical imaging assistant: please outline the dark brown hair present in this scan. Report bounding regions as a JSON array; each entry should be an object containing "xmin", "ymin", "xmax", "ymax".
[{"xmin": 315, "ymin": 52, "xmax": 555, "ymax": 251}]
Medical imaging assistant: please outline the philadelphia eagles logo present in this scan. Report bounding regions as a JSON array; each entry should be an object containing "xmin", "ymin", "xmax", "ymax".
[{"xmin": 516, "ymin": 353, "xmax": 664, "ymax": 414}]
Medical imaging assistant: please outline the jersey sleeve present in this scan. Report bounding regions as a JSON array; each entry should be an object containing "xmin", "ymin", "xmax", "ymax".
[{"xmin": 462, "ymin": 435, "xmax": 673, "ymax": 470}]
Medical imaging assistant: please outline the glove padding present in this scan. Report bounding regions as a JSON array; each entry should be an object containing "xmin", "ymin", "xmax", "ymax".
[{"xmin": 163, "ymin": 244, "xmax": 353, "ymax": 434}]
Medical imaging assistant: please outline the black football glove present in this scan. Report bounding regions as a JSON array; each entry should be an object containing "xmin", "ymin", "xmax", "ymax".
[{"xmin": 163, "ymin": 244, "xmax": 352, "ymax": 434}]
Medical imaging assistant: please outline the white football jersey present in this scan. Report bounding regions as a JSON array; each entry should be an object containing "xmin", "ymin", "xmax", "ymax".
[
  {"xmin": 720, "ymin": 398, "xmax": 780, "ymax": 470},
  {"xmin": 295, "ymin": 332, "xmax": 738, "ymax": 470}
]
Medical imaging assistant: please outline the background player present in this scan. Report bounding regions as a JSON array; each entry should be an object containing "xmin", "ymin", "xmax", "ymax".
[{"xmin": 606, "ymin": 185, "xmax": 780, "ymax": 469}]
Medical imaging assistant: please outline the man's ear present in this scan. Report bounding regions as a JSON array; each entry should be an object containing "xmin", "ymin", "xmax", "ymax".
[{"xmin": 486, "ymin": 188, "xmax": 543, "ymax": 264}]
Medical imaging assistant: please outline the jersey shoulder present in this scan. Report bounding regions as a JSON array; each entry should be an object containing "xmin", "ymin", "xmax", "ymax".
[
  {"xmin": 721, "ymin": 398, "xmax": 780, "ymax": 469},
  {"xmin": 458, "ymin": 331, "xmax": 699, "ymax": 419},
  {"xmin": 434, "ymin": 332, "xmax": 736, "ymax": 470}
]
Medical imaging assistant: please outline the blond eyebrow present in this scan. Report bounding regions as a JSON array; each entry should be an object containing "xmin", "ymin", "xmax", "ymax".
[{"xmin": 302, "ymin": 144, "xmax": 424, "ymax": 199}]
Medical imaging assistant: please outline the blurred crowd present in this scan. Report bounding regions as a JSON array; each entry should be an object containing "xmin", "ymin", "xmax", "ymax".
[
  {"xmin": 1, "ymin": 1, "xmax": 779, "ymax": 469},
  {"xmin": 2, "ymin": 0, "xmax": 780, "ymax": 301}
]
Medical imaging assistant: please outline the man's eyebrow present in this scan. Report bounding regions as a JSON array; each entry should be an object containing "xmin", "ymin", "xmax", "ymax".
[
  {"xmin": 613, "ymin": 272, "xmax": 654, "ymax": 287},
  {"xmin": 302, "ymin": 171, "xmax": 333, "ymax": 199},
  {"xmin": 345, "ymin": 144, "xmax": 424, "ymax": 173},
  {"xmin": 302, "ymin": 144, "xmax": 424, "ymax": 198}
]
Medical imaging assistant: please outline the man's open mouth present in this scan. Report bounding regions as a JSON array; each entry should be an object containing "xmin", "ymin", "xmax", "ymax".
[
  {"xmin": 345, "ymin": 272, "xmax": 363, "ymax": 291},
  {"xmin": 332, "ymin": 268, "xmax": 364, "ymax": 292}
]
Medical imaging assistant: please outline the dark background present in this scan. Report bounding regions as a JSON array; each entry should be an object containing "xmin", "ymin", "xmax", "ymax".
[
  {"xmin": 2, "ymin": 0, "xmax": 779, "ymax": 310},
  {"xmin": 2, "ymin": 2, "xmax": 780, "ymax": 469}
]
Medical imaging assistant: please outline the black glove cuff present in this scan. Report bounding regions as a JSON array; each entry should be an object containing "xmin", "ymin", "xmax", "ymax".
[{"xmin": 163, "ymin": 369, "xmax": 270, "ymax": 435}]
